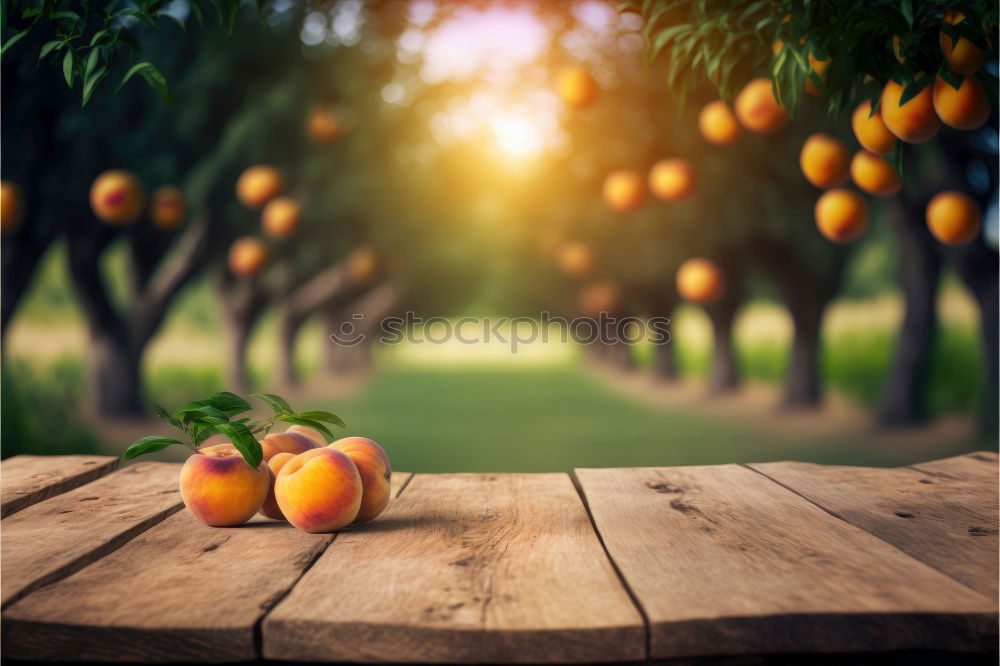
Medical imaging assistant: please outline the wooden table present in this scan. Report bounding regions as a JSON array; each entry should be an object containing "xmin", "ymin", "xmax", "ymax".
[{"xmin": 1, "ymin": 452, "xmax": 997, "ymax": 663}]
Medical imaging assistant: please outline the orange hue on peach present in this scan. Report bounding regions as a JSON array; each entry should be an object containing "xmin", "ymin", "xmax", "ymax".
[
  {"xmin": 602, "ymin": 169, "xmax": 646, "ymax": 213},
  {"xmin": 851, "ymin": 101, "xmax": 897, "ymax": 155},
  {"xmin": 330, "ymin": 437, "xmax": 392, "ymax": 523},
  {"xmin": 228, "ymin": 237, "xmax": 269, "ymax": 277},
  {"xmin": 307, "ymin": 107, "xmax": 344, "ymax": 144},
  {"xmin": 179, "ymin": 443, "xmax": 270, "ymax": 527},
  {"xmin": 90, "ymin": 170, "xmax": 146, "ymax": 225},
  {"xmin": 150, "ymin": 185, "xmax": 186, "ymax": 230},
  {"xmin": 676, "ymin": 258, "xmax": 724, "ymax": 305},
  {"xmin": 804, "ymin": 52, "xmax": 831, "ymax": 96},
  {"xmin": 850, "ymin": 151, "xmax": 901, "ymax": 197},
  {"xmin": 262, "ymin": 197, "xmax": 302, "ymax": 238},
  {"xmin": 347, "ymin": 247, "xmax": 379, "ymax": 284},
  {"xmin": 735, "ymin": 78, "xmax": 789, "ymax": 134},
  {"xmin": 557, "ymin": 66, "xmax": 598, "ymax": 109},
  {"xmin": 940, "ymin": 10, "xmax": 985, "ymax": 75},
  {"xmin": 259, "ymin": 452, "xmax": 296, "ymax": 521},
  {"xmin": 285, "ymin": 424, "xmax": 328, "ymax": 446},
  {"xmin": 926, "ymin": 191, "xmax": 981, "ymax": 245},
  {"xmin": 649, "ymin": 159, "xmax": 695, "ymax": 202},
  {"xmin": 799, "ymin": 133, "xmax": 851, "ymax": 189},
  {"xmin": 261, "ymin": 431, "xmax": 317, "ymax": 462},
  {"xmin": 815, "ymin": 188, "xmax": 869, "ymax": 243},
  {"xmin": 275, "ymin": 448, "xmax": 363, "ymax": 533},
  {"xmin": 933, "ymin": 75, "xmax": 991, "ymax": 130},
  {"xmin": 880, "ymin": 78, "xmax": 941, "ymax": 144},
  {"xmin": 1, "ymin": 181, "xmax": 24, "ymax": 233},
  {"xmin": 236, "ymin": 166, "xmax": 283, "ymax": 209},
  {"xmin": 698, "ymin": 101, "xmax": 742, "ymax": 146},
  {"xmin": 555, "ymin": 241, "xmax": 594, "ymax": 279}
]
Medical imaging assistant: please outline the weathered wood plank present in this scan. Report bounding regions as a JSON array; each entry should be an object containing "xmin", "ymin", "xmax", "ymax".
[
  {"xmin": 1, "ymin": 454, "xmax": 117, "ymax": 518},
  {"xmin": 0, "ymin": 471, "xmax": 412, "ymax": 662},
  {"xmin": 263, "ymin": 473, "xmax": 645, "ymax": 664},
  {"xmin": 0, "ymin": 462, "xmax": 183, "ymax": 609},
  {"xmin": 576, "ymin": 465, "xmax": 997, "ymax": 659},
  {"xmin": 750, "ymin": 455, "xmax": 998, "ymax": 597}
]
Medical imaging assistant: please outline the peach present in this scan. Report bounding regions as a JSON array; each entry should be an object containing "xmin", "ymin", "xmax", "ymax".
[
  {"xmin": 602, "ymin": 169, "xmax": 646, "ymax": 212},
  {"xmin": 259, "ymin": 451, "xmax": 296, "ymax": 520},
  {"xmin": 577, "ymin": 282, "xmax": 620, "ymax": 317},
  {"xmin": 330, "ymin": 437, "xmax": 392, "ymax": 523},
  {"xmin": 90, "ymin": 170, "xmax": 146, "ymax": 225},
  {"xmin": 179, "ymin": 443, "xmax": 270, "ymax": 527},
  {"xmin": 307, "ymin": 107, "xmax": 344, "ymax": 143},
  {"xmin": 557, "ymin": 66, "xmax": 598, "ymax": 109},
  {"xmin": 1, "ymin": 181, "xmax": 24, "ymax": 233},
  {"xmin": 236, "ymin": 166, "xmax": 283, "ymax": 209},
  {"xmin": 262, "ymin": 197, "xmax": 301, "ymax": 238},
  {"xmin": 275, "ymin": 448, "xmax": 363, "ymax": 532},
  {"xmin": 347, "ymin": 247, "xmax": 378, "ymax": 284},
  {"xmin": 260, "ymin": 431, "xmax": 317, "ymax": 461},
  {"xmin": 150, "ymin": 185, "xmax": 186, "ymax": 230},
  {"xmin": 228, "ymin": 237, "xmax": 269, "ymax": 277},
  {"xmin": 285, "ymin": 424, "xmax": 328, "ymax": 446}
]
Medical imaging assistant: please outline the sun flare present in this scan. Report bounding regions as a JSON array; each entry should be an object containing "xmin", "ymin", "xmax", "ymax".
[{"xmin": 490, "ymin": 115, "xmax": 544, "ymax": 158}]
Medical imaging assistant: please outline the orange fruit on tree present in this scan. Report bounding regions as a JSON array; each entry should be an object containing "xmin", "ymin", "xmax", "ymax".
[
  {"xmin": 602, "ymin": 169, "xmax": 645, "ymax": 212},
  {"xmin": 649, "ymin": 159, "xmax": 695, "ymax": 201},
  {"xmin": 926, "ymin": 191, "xmax": 981, "ymax": 245},
  {"xmin": 557, "ymin": 66, "xmax": 598, "ymax": 109},
  {"xmin": 307, "ymin": 107, "xmax": 344, "ymax": 144},
  {"xmin": 804, "ymin": 52, "xmax": 831, "ymax": 96},
  {"xmin": 815, "ymin": 188, "xmax": 869, "ymax": 243},
  {"xmin": 940, "ymin": 10, "xmax": 986, "ymax": 74},
  {"xmin": 698, "ymin": 100, "xmax": 741, "ymax": 146},
  {"xmin": 555, "ymin": 241, "xmax": 593, "ymax": 278},
  {"xmin": 1, "ymin": 181, "xmax": 24, "ymax": 233},
  {"xmin": 880, "ymin": 78, "xmax": 941, "ymax": 143},
  {"xmin": 577, "ymin": 281, "xmax": 620, "ymax": 316},
  {"xmin": 676, "ymin": 258, "xmax": 724, "ymax": 305},
  {"xmin": 236, "ymin": 166, "xmax": 283, "ymax": 209},
  {"xmin": 851, "ymin": 100, "xmax": 897, "ymax": 155},
  {"xmin": 228, "ymin": 237, "xmax": 269, "ymax": 277},
  {"xmin": 850, "ymin": 151, "xmax": 901, "ymax": 197},
  {"xmin": 90, "ymin": 170, "xmax": 146, "ymax": 225},
  {"xmin": 735, "ymin": 77, "xmax": 789, "ymax": 134},
  {"xmin": 261, "ymin": 197, "xmax": 301, "ymax": 238},
  {"xmin": 800, "ymin": 133, "xmax": 851, "ymax": 189},
  {"xmin": 346, "ymin": 247, "xmax": 378, "ymax": 284},
  {"xmin": 932, "ymin": 74, "xmax": 991, "ymax": 130},
  {"xmin": 149, "ymin": 185, "xmax": 186, "ymax": 230}
]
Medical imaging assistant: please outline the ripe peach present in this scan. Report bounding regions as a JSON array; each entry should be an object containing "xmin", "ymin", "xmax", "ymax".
[
  {"xmin": 602, "ymin": 169, "xmax": 646, "ymax": 212},
  {"xmin": 933, "ymin": 74, "xmax": 991, "ymax": 130},
  {"xmin": 555, "ymin": 241, "xmax": 594, "ymax": 278},
  {"xmin": 275, "ymin": 448, "xmax": 363, "ymax": 533},
  {"xmin": 799, "ymin": 133, "xmax": 850, "ymax": 189},
  {"xmin": 850, "ymin": 151, "xmax": 901, "ymax": 197},
  {"xmin": 260, "ymin": 431, "xmax": 317, "ymax": 462},
  {"xmin": 926, "ymin": 191, "xmax": 980, "ymax": 245},
  {"xmin": 149, "ymin": 185, "xmax": 186, "ymax": 230},
  {"xmin": 261, "ymin": 197, "xmax": 301, "ymax": 238},
  {"xmin": 735, "ymin": 77, "xmax": 789, "ymax": 134},
  {"xmin": 649, "ymin": 159, "xmax": 695, "ymax": 201},
  {"xmin": 940, "ymin": 10, "xmax": 985, "ymax": 74},
  {"xmin": 698, "ymin": 101, "xmax": 742, "ymax": 146},
  {"xmin": 676, "ymin": 258, "xmax": 724, "ymax": 304},
  {"xmin": 330, "ymin": 437, "xmax": 391, "ymax": 523},
  {"xmin": 880, "ymin": 78, "xmax": 941, "ymax": 143},
  {"xmin": 851, "ymin": 101, "xmax": 897, "ymax": 155},
  {"xmin": 90, "ymin": 170, "xmax": 146, "ymax": 225},
  {"xmin": 179, "ymin": 443, "xmax": 270, "ymax": 527},
  {"xmin": 236, "ymin": 166, "xmax": 283, "ymax": 209},
  {"xmin": 815, "ymin": 188, "xmax": 869, "ymax": 243},
  {"xmin": 228, "ymin": 237, "xmax": 269, "ymax": 277},
  {"xmin": 285, "ymin": 424, "xmax": 328, "ymax": 446},
  {"xmin": 347, "ymin": 247, "xmax": 378, "ymax": 284},
  {"xmin": 577, "ymin": 281, "xmax": 620, "ymax": 317},
  {"xmin": 804, "ymin": 52, "xmax": 831, "ymax": 96},
  {"xmin": 557, "ymin": 66, "xmax": 598, "ymax": 109},
  {"xmin": 307, "ymin": 107, "xmax": 344, "ymax": 144},
  {"xmin": 259, "ymin": 452, "xmax": 296, "ymax": 521},
  {"xmin": 1, "ymin": 181, "xmax": 24, "ymax": 233}
]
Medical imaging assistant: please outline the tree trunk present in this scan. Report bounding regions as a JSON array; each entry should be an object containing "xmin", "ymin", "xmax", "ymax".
[
  {"xmin": 639, "ymin": 287, "xmax": 678, "ymax": 380},
  {"xmin": 278, "ymin": 308, "xmax": 304, "ymax": 389},
  {"xmin": 705, "ymin": 297, "xmax": 741, "ymax": 393},
  {"xmin": 784, "ymin": 297, "xmax": 826, "ymax": 408},
  {"xmin": 223, "ymin": 313, "xmax": 254, "ymax": 394},
  {"xmin": 879, "ymin": 198, "xmax": 942, "ymax": 426}
]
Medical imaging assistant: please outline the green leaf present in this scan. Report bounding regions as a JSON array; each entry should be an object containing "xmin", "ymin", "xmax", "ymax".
[
  {"xmin": 295, "ymin": 410, "xmax": 346, "ymax": 429},
  {"xmin": 85, "ymin": 47, "xmax": 100, "ymax": 78},
  {"xmin": 62, "ymin": 49, "xmax": 74, "ymax": 87},
  {"xmin": 190, "ymin": 420, "xmax": 222, "ymax": 446},
  {"xmin": 251, "ymin": 392, "xmax": 293, "ymax": 415},
  {"xmin": 276, "ymin": 415, "xmax": 333, "ymax": 441},
  {"xmin": 38, "ymin": 40, "xmax": 63, "ymax": 60},
  {"xmin": 123, "ymin": 435, "xmax": 187, "ymax": 461},
  {"xmin": 1, "ymin": 28, "xmax": 30, "ymax": 56},
  {"xmin": 154, "ymin": 403, "xmax": 182, "ymax": 427},
  {"xmin": 898, "ymin": 75, "xmax": 931, "ymax": 107},
  {"xmin": 214, "ymin": 422, "xmax": 263, "ymax": 469},
  {"xmin": 82, "ymin": 66, "xmax": 108, "ymax": 106},
  {"xmin": 50, "ymin": 10, "xmax": 82, "ymax": 22},
  {"xmin": 202, "ymin": 391, "xmax": 252, "ymax": 416}
]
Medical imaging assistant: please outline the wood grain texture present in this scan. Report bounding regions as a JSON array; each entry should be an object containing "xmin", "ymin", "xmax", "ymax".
[
  {"xmin": 262, "ymin": 473, "xmax": 645, "ymax": 664},
  {"xmin": 750, "ymin": 454, "xmax": 998, "ymax": 597},
  {"xmin": 1, "ymin": 454, "xmax": 117, "ymax": 517},
  {"xmin": 576, "ymin": 464, "xmax": 997, "ymax": 659},
  {"xmin": 0, "ymin": 462, "xmax": 183, "ymax": 609}
]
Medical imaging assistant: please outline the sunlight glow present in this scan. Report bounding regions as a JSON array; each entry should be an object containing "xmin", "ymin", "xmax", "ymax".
[{"xmin": 491, "ymin": 115, "xmax": 544, "ymax": 157}]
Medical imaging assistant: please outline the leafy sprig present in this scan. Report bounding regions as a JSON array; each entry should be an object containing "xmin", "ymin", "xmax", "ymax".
[{"xmin": 121, "ymin": 390, "xmax": 345, "ymax": 469}]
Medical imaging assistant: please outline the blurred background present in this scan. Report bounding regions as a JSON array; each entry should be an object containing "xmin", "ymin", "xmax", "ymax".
[{"xmin": 2, "ymin": 0, "xmax": 997, "ymax": 472}]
